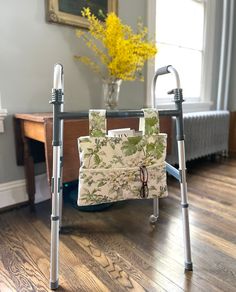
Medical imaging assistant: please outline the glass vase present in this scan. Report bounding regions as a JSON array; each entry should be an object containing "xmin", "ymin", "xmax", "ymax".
[{"xmin": 103, "ymin": 79, "xmax": 122, "ymax": 110}]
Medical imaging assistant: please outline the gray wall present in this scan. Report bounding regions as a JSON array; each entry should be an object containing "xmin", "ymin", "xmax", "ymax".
[{"xmin": 0, "ymin": 0, "xmax": 146, "ymax": 184}]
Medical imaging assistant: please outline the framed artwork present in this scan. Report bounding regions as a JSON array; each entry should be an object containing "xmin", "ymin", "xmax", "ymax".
[{"xmin": 46, "ymin": 0, "xmax": 118, "ymax": 29}]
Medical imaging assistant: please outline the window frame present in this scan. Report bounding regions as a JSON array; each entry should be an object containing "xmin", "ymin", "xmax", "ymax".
[
  {"xmin": 146, "ymin": 0, "xmax": 216, "ymax": 111},
  {"xmin": 0, "ymin": 95, "xmax": 7, "ymax": 133}
]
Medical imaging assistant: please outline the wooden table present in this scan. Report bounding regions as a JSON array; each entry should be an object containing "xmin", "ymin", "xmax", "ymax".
[{"xmin": 14, "ymin": 113, "xmax": 172, "ymax": 207}]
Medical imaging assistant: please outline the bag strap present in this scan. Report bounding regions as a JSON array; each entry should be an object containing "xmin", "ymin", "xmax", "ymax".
[
  {"xmin": 89, "ymin": 109, "xmax": 107, "ymax": 137},
  {"xmin": 139, "ymin": 108, "xmax": 160, "ymax": 135},
  {"xmin": 89, "ymin": 108, "xmax": 159, "ymax": 137}
]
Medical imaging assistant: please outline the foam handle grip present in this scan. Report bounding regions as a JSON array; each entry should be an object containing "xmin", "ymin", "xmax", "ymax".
[{"xmin": 156, "ymin": 65, "xmax": 171, "ymax": 76}]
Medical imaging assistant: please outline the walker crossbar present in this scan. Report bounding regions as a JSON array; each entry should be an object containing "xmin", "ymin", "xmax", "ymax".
[
  {"xmin": 49, "ymin": 64, "xmax": 193, "ymax": 290},
  {"xmin": 57, "ymin": 109, "xmax": 180, "ymax": 120},
  {"xmin": 166, "ymin": 163, "xmax": 181, "ymax": 181}
]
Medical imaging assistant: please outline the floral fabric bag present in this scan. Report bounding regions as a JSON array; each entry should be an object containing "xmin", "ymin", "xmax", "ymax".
[{"xmin": 77, "ymin": 109, "xmax": 168, "ymax": 206}]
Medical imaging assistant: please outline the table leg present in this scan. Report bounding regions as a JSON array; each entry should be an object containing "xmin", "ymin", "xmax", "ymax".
[{"xmin": 23, "ymin": 137, "xmax": 36, "ymax": 210}]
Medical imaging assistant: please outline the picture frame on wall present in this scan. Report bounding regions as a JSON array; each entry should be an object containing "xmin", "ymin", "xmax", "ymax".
[{"xmin": 46, "ymin": 0, "xmax": 118, "ymax": 29}]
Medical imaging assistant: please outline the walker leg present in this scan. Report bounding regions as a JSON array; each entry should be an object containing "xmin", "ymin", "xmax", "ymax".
[
  {"xmin": 59, "ymin": 99, "xmax": 64, "ymax": 229},
  {"xmin": 59, "ymin": 188, "xmax": 63, "ymax": 230},
  {"xmin": 59, "ymin": 156, "xmax": 63, "ymax": 229},
  {"xmin": 177, "ymin": 140, "xmax": 193, "ymax": 271},
  {"xmin": 149, "ymin": 197, "xmax": 159, "ymax": 224},
  {"xmin": 50, "ymin": 73, "xmax": 64, "ymax": 289},
  {"xmin": 50, "ymin": 146, "xmax": 61, "ymax": 289}
]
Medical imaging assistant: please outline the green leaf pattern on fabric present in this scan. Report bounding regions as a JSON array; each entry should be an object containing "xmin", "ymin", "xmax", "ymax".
[
  {"xmin": 140, "ymin": 108, "xmax": 160, "ymax": 135},
  {"xmin": 79, "ymin": 134, "xmax": 167, "ymax": 169},
  {"xmin": 78, "ymin": 108, "xmax": 168, "ymax": 206},
  {"xmin": 79, "ymin": 165, "xmax": 167, "ymax": 205},
  {"xmin": 89, "ymin": 110, "xmax": 106, "ymax": 137}
]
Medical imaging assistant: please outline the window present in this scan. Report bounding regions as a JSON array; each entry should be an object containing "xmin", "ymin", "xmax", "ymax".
[
  {"xmin": 155, "ymin": 0, "xmax": 204, "ymax": 101},
  {"xmin": 147, "ymin": 0, "xmax": 216, "ymax": 109},
  {"xmin": 0, "ymin": 93, "xmax": 7, "ymax": 133}
]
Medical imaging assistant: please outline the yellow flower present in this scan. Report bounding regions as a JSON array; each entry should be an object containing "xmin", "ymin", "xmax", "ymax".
[{"xmin": 75, "ymin": 8, "xmax": 157, "ymax": 81}]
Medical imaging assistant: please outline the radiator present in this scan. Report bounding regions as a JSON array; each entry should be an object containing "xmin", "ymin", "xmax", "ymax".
[{"xmin": 167, "ymin": 111, "xmax": 230, "ymax": 164}]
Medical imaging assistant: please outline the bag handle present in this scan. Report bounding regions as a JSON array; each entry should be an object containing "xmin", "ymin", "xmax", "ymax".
[
  {"xmin": 89, "ymin": 108, "xmax": 159, "ymax": 137},
  {"xmin": 139, "ymin": 108, "xmax": 160, "ymax": 135},
  {"xmin": 89, "ymin": 109, "xmax": 107, "ymax": 137}
]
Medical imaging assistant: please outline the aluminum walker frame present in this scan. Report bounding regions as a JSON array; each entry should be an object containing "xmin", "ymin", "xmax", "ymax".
[{"xmin": 49, "ymin": 64, "xmax": 193, "ymax": 290}]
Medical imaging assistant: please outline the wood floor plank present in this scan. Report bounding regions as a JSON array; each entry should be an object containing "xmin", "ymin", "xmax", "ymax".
[
  {"xmin": 0, "ymin": 260, "xmax": 17, "ymax": 292},
  {"xmin": 187, "ymin": 175, "xmax": 236, "ymax": 203},
  {"xmin": 169, "ymin": 189, "xmax": 236, "ymax": 242},
  {"xmin": 170, "ymin": 185, "xmax": 236, "ymax": 222},
  {"xmin": 60, "ymin": 206, "xmax": 192, "ymax": 292},
  {"xmin": 33, "ymin": 219, "xmax": 118, "ymax": 292},
  {"xmin": 0, "ymin": 218, "xmax": 50, "ymax": 292},
  {"xmin": 71, "ymin": 235, "xmax": 149, "ymax": 292},
  {"xmin": 33, "ymin": 218, "xmax": 125, "ymax": 292},
  {"xmin": 0, "ymin": 158, "xmax": 236, "ymax": 291},
  {"xmin": 62, "ymin": 200, "xmax": 223, "ymax": 292},
  {"xmin": 70, "ymin": 225, "xmax": 187, "ymax": 292},
  {"xmin": 106, "ymin": 208, "xmax": 227, "ymax": 292},
  {"xmin": 3, "ymin": 210, "xmax": 113, "ymax": 292},
  {"xmin": 67, "ymin": 234, "xmax": 167, "ymax": 292},
  {"xmin": 102, "ymin": 199, "xmax": 236, "ymax": 292}
]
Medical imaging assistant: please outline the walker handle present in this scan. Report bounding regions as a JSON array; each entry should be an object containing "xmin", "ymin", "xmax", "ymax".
[
  {"xmin": 151, "ymin": 65, "xmax": 181, "ymax": 107},
  {"xmin": 155, "ymin": 65, "xmax": 172, "ymax": 76}
]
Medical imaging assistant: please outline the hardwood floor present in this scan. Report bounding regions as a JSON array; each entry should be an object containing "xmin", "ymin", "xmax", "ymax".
[{"xmin": 0, "ymin": 158, "xmax": 236, "ymax": 291}]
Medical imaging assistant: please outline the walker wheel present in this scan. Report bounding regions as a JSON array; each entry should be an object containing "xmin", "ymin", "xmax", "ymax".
[{"xmin": 149, "ymin": 214, "xmax": 158, "ymax": 224}]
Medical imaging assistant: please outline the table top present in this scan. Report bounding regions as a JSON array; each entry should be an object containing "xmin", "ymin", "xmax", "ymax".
[{"xmin": 14, "ymin": 113, "xmax": 53, "ymax": 122}]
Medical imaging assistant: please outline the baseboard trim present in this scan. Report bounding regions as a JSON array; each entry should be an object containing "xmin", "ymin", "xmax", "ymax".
[
  {"xmin": 0, "ymin": 201, "xmax": 29, "ymax": 214},
  {"xmin": 0, "ymin": 174, "xmax": 50, "ymax": 209}
]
